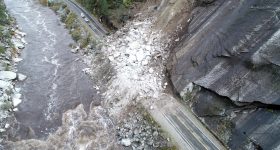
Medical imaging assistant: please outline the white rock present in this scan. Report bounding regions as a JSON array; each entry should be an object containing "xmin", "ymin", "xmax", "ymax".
[
  {"xmin": 150, "ymin": 106, "xmax": 154, "ymax": 110},
  {"xmin": 13, "ymin": 93, "xmax": 21, "ymax": 99},
  {"xmin": 17, "ymin": 73, "xmax": 27, "ymax": 81},
  {"xmin": 13, "ymin": 58, "xmax": 23, "ymax": 63},
  {"xmin": 132, "ymin": 75, "xmax": 138, "ymax": 80},
  {"xmin": 71, "ymin": 48, "xmax": 78, "ymax": 53},
  {"xmin": 144, "ymin": 45, "xmax": 151, "ymax": 51},
  {"xmin": 113, "ymin": 52, "xmax": 121, "ymax": 58},
  {"xmin": 15, "ymin": 30, "xmax": 26, "ymax": 37},
  {"xmin": 121, "ymin": 138, "xmax": 131, "ymax": 146},
  {"xmin": 0, "ymin": 71, "xmax": 17, "ymax": 81},
  {"xmin": 128, "ymin": 55, "xmax": 137, "ymax": 63},
  {"xmin": 82, "ymin": 68, "xmax": 91, "ymax": 74},
  {"xmin": 13, "ymin": 40, "xmax": 25, "ymax": 49},
  {"xmin": 0, "ymin": 129, "xmax": 5, "ymax": 132},
  {"xmin": 149, "ymin": 68, "xmax": 154, "ymax": 74},
  {"xmin": 0, "ymin": 80, "xmax": 11, "ymax": 89},
  {"xmin": 136, "ymin": 51, "xmax": 145, "ymax": 62},
  {"xmin": 141, "ymin": 59, "xmax": 149, "ymax": 66},
  {"xmin": 186, "ymin": 82, "xmax": 194, "ymax": 92},
  {"xmin": 21, "ymin": 38, "xmax": 27, "ymax": 44},
  {"xmin": 15, "ymin": 35, "xmax": 21, "ymax": 39},
  {"xmin": 15, "ymin": 88, "xmax": 21, "ymax": 92},
  {"xmin": 108, "ymin": 56, "xmax": 114, "ymax": 61},
  {"xmin": 12, "ymin": 98, "xmax": 22, "ymax": 107},
  {"xmin": 5, "ymin": 124, "xmax": 10, "ymax": 129},
  {"xmin": 129, "ymin": 41, "xmax": 141, "ymax": 49}
]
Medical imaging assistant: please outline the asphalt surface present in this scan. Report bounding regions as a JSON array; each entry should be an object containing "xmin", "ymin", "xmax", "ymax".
[
  {"xmin": 64, "ymin": 0, "xmax": 108, "ymax": 38},
  {"xmin": 145, "ymin": 94, "xmax": 226, "ymax": 150}
]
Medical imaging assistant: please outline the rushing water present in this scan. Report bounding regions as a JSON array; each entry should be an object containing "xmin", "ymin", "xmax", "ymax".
[{"xmin": 4, "ymin": 0, "xmax": 100, "ymax": 140}]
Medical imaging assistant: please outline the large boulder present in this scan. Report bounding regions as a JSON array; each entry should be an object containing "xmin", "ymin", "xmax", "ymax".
[{"xmin": 0, "ymin": 71, "xmax": 17, "ymax": 81}]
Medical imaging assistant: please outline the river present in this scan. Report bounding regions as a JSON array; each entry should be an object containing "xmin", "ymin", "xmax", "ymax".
[{"xmin": 4, "ymin": 0, "xmax": 100, "ymax": 140}]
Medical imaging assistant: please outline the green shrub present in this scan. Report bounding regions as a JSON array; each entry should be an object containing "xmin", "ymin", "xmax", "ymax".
[
  {"xmin": 0, "ymin": 2, "xmax": 9, "ymax": 26},
  {"xmin": 71, "ymin": 28, "xmax": 81, "ymax": 41},
  {"xmin": 65, "ymin": 12, "xmax": 77, "ymax": 29},
  {"xmin": 99, "ymin": 0, "xmax": 109, "ymax": 16},
  {"xmin": 51, "ymin": 4, "xmax": 61, "ymax": 12},
  {"xmin": 0, "ymin": 46, "xmax": 5, "ymax": 54},
  {"xmin": 38, "ymin": 0, "xmax": 48, "ymax": 6},
  {"xmin": 80, "ymin": 34, "xmax": 91, "ymax": 48},
  {"xmin": 0, "ymin": 102, "xmax": 12, "ymax": 111},
  {"xmin": 123, "ymin": 0, "xmax": 132, "ymax": 7}
]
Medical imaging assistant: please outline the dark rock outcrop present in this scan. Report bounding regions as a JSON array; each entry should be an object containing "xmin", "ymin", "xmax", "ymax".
[
  {"xmin": 170, "ymin": 0, "xmax": 280, "ymax": 105},
  {"xmin": 168, "ymin": 0, "xmax": 280, "ymax": 149}
]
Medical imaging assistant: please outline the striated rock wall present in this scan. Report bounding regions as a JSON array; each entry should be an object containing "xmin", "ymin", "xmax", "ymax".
[
  {"xmin": 170, "ymin": 0, "xmax": 280, "ymax": 105},
  {"xmin": 167, "ymin": 0, "xmax": 280, "ymax": 149}
]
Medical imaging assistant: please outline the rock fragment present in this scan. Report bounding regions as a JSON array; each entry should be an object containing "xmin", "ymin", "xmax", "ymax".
[
  {"xmin": 0, "ymin": 80, "xmax": 11, "ymax": 89},
  {"xmin": 0, "ymin": 71, "xmax": 17, "ymax": 81},
  {"xmin": 17, "ymin": 73, "xmax": 27, "ymax": 81},
  {"xmin": 121, "ymin": 138, "xmax": 131, "ymax": 146},
  {"xmin": 12, "ymin": 98, "xmax": 22, "ymax": 107}
]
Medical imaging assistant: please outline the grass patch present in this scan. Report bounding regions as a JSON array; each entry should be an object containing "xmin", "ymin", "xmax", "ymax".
[
  {"xmin": 80, "ymin": 34, "xmax": 91, "ymax": 48},
  {"xmin": 70, "ymin": 28, "xmax": 81, "ymax": 42},
  {"xmin": 0, "ymin": 45, "xmax": 5, "ymax": 54},
  {"xmin": 0, "ymin": 2, "xmax": 9, "ymax": 26},
  {"xmin": 0, "ymin": 102, "xmax": 12, "ymax": 111},
  {"xmin": 65, "ymin": 12, "xmax": 77, "ymax": 29},
  {"xmin": 38, "ymin": 0, "xmax": 48, "ymax": 6}
]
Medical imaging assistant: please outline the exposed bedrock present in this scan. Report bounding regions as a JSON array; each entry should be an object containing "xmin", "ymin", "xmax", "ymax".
[
  {"xmin": 170, "ymin": 0, "xmax": 280, "ymax": 105},
  {"xmin": 167, "ymin": 0, "xmax": 280, "ymax": 149}
]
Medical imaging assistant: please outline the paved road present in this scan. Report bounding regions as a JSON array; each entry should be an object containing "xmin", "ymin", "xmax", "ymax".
[
  {"xmin": 64, "ymin": 0, "xmax": 108, "ymax": 38},
  {"xmin": 144, "ymin": 94, "xmax": 226, "ymax": 150}
]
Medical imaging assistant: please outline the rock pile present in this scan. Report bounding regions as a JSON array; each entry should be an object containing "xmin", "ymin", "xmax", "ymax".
[
  {"xmin": 97, "ymin": 17, "xmax": 170, "ymax": 117},
  {"xmin": 116, "ymin": 112, "xmax": 170, "ymax": 149}
]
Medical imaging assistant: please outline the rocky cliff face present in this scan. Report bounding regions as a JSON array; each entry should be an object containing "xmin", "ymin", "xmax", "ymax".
[{"xmin": 167, "ymin": 0, "xmax": 280, "ymax": 149}]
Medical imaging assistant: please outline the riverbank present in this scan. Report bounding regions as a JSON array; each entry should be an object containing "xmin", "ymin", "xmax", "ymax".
[
  {"xmin": 4, "ymin": 0, "xmax": 100, "ymax": 141},
  {"xmin": 0, "ymin": 0, "xmax": 27, "ymax": 145}
]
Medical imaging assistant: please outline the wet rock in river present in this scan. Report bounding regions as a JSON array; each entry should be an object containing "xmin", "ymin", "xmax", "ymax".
[
  {"xmin": 12, "ymin": 39, "xmax": 24, "ymax": 49},
  {"xmin": 13, "ymin": 58, "xmax": 23, "ymax": 63},
  {"xmin": 17, "ymin": 73, "xmax": 27, "ymax": 81},
  {"xmin": 12, "ymin": 98, "xmax": 22, "ymax": 107}
]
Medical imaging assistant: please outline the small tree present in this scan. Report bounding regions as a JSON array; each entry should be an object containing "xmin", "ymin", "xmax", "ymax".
[
  {"xmin": 99, "ymin": 0, "xmax": 108, "ymax": 17},
  {"xmin": 123, "ymin": 0, "xmax": 132, "ymax": 7}
]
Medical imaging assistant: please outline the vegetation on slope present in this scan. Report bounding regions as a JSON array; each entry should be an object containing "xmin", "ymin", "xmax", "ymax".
[
  {"xmin": 76, "ymin": 0, "xmax": 145, "ymax": 29},
  {"xmin": 0, "ymin": 0, "xmax": 9, "ymax": 26}
]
